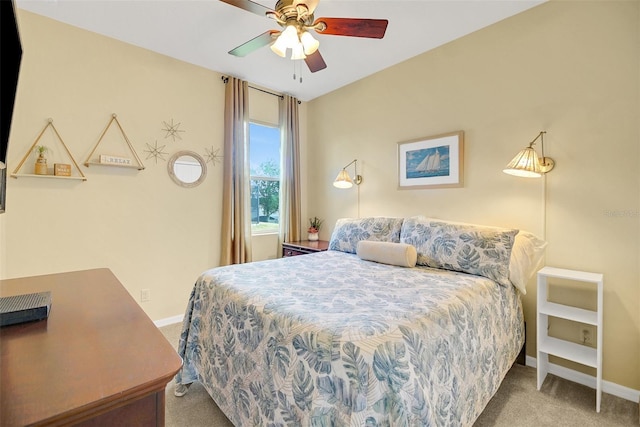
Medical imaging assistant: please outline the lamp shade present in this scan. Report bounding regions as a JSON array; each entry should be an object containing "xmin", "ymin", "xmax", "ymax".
[
  {"xmin": 290, "ymin": 42, "xmax": 306, "ymax": 60},
  {"xmin": 300, "ymin": 31, "xmax": 319, "ymax": 55},
  {"xmin": 270, "ymin": 36, "xmax": 288, "ymax": 57},
  {"xmin": 271, "ymin": 25, "xmax": 299, "ymax": 58},
  {"xmin": 280, "ymin": 25, "xmax": 298, "ymax": 46},
  {"xmin": 503, "ymin": 147, "xmax": 543, "ymax": 178},
  {"xmin": 333, "ymin": 169, "xmax": 354, "ymax": 188}
]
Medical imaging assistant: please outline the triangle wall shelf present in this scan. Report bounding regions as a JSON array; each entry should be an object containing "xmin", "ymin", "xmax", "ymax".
[
  {"xmin": 11, "ymin": 119, "xmax": 86, "ymax": 181},
  {"xmin": 84, "ymin": 114, "xmax": 145, "ymax": 170}
]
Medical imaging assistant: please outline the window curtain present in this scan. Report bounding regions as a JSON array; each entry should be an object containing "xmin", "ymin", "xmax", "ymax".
[
  {"xmin": 278, "ymin": 95, "xmax": 302, "ymax": 246},
  {"xmin": 220, "ymin": 77, "xmax": 252, "ymax": 265}
]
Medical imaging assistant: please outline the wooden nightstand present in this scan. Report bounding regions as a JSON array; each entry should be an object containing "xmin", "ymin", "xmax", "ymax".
[{"xmin": 282, "ymin": 240, "xmax": 329, "ymax": 257}]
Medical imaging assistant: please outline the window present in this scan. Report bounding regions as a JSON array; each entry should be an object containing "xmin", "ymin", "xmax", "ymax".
[{"xmin": 250, "ymin": 122, "xmax": 281, "ymax": 234}]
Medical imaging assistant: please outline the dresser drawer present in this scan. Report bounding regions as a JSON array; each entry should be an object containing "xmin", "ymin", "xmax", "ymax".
[{"xmin": 283, "ymin": 248, "xmax": 310, "ymax": 257}]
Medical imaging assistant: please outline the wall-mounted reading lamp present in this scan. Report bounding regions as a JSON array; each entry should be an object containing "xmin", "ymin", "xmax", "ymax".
[
  {"xmin": 503, "ymin": 131, "xmax": 555, "ymax": 178},
  {"xmin": 333, "ymin": 159, "xmax": 362, "ymax": 189}
]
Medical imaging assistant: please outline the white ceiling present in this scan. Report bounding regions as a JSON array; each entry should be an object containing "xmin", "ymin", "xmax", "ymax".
[{"xmin": 16, "ymin": 0, "xmax": 545, "ymax": 102}]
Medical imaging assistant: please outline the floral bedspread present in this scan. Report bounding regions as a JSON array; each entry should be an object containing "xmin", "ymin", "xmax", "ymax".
[{"xmin": 175, "ymin": 250, "xmax": 524, "ymax": 426}]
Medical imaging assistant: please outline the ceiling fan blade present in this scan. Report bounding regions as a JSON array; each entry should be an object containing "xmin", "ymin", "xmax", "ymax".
[
  {"xmin": 220, "ymin": 0, "xmax": 272, "ymax": 17},
  {"xmin": 305, "ymin": 50, "xmax": 327, "ymax": 73},
  {"xmin": 229, "ymin": 30, "xmax": 279, "ymax": 57},
  {"xmin": 313, "ymin": 17, "xmax": 388, "ymax": 39}
]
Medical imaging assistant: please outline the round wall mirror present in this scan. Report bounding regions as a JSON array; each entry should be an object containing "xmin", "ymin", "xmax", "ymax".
[{"xmin": 168, "ymin": 150, "xmax": 207, "ymax": 188}]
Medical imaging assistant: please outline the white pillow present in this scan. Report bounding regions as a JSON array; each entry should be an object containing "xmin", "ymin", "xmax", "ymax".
[
  {"xmin": 357, "ymin": 241, "xmax": 417, "ymax": 268},
  {"xmin": 509, "ymin": 231, "xmax": 547, "ymax": 295}
]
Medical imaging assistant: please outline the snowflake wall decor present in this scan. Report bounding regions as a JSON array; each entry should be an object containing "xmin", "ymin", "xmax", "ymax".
[
  {"xmin": 144, "ymin": 140, "xmax": 168, "ymax": 164},
  {"xmin": 205, "ymin": 146, "xmax": 223, "ymax": 166},
  {"xmin": 162, "ymin": 119, "xmax": 185, "ymax": 142}
]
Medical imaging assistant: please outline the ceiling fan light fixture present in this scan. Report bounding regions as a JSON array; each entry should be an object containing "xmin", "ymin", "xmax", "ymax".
[
  {"xmin": 223, "ymin": 0, "xmax": 389, "ymax": 72},
  {"xmin": 300, "ymin": 30, "xmax": 319, "ymax": 55},
  {"xmin": 290, "ymin": 42, "xmax": 306, "ymax": 60},
  {"xmin": 270, "ymin": 36, "xmax": 288, "ymax": 57},
  {"xmin": 271, "ymin": 24, "xmax": 304, "ymax": 59},
  {"xmin": 280, "ymin": 24, "xmax": 299, "ymax": 47}
]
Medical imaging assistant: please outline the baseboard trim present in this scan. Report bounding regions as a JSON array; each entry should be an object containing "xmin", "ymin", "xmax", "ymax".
[
  {"xmin": 154, "ymin": 314, "xmax": 184, "ymax": 328},
  {"xmin": 526, "ymin": 355, "xmax": 640, "ymax": 404}
]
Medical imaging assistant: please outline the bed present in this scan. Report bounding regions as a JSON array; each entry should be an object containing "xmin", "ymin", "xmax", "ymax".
[{"xmin": 174, "ymin": 216, "xmax": 546, "ymax": 426}]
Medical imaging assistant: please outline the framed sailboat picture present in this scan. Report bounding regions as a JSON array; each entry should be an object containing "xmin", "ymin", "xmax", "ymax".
[{"xmin": 398, "ymin": 131, "xmax": 464, "ymax": 189}]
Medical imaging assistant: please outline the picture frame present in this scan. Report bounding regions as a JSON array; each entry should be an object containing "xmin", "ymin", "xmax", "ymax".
[{"xmin": 398, "ymin": 131, "xmax": 464, "ymax": 189}]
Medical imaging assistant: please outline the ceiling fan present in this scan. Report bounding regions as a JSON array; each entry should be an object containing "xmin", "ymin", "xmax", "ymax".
[{"xmin": 221, "ymin": 0, "xmax": 388, "ymax": 73}]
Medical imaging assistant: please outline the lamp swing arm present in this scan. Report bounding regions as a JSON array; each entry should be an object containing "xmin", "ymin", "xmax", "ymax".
[
  {"xmin": 528, "ymin": 131, "xmax": 545, "ymax": 147},
  {"xmin": 343, "ymin": 159, "xmax": 362, "ymax": 184},
  {"xmin": 341, "ymin": 159, "xmax": 358, "ymax": 171},
  {"xmin": 528, "ymin": 131, "xmax": 553, "ymax": 168},
  {"xmin": 528, "ymin": 131, "xmax": 546, "ymax": 153}
]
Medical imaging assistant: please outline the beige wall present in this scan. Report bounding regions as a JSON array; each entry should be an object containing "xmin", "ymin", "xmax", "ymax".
[
  {"xmin": 2, "ymin": 10, "xmax": 223, "ymax": 321},
  {"xmin": 308, "ymin": 1, "xmax": 639, "ymax": 390},
  {"xmin": 0, "ymin": 10, "xmax": 297, "ymax": 320}
]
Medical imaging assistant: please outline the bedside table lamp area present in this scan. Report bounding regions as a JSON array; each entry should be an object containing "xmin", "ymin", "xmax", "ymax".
[
  {"xmin": 503, "ymin": 132, "xmax": 605, "ymax": 410},
  {"xmin": 333, "ymin": 159, "xmax": 362, "ymax": 218}
]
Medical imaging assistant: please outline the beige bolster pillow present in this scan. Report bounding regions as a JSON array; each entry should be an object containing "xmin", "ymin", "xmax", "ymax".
[{"xmin": 356, "ymin": 241, "xmax": 417, "ymax": 268}]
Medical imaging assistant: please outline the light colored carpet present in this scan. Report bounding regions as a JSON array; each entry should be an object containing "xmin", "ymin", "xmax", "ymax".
[{"xmin": 160, "ymin": 322, "xmax": 638, "ymax": 426}]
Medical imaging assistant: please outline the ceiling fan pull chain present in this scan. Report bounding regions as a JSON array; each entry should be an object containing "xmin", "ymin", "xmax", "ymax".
[{"xmin": 292, "ymin": 60, "xmax": 302, "ymax": 83}]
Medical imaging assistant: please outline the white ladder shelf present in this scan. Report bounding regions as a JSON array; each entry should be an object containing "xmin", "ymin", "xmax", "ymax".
[{"xmin": 536, "ymin": 266, "xmax": 603, "ymax": 412}]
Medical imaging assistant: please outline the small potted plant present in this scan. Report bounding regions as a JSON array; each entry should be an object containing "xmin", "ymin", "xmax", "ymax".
[
  {"xmin": 34, "ymin": 145, "xmax": 48, "ymax": 175},
  {"xmin": 308, "ymin": 216, "xmax": 323, "ymax": 241}
]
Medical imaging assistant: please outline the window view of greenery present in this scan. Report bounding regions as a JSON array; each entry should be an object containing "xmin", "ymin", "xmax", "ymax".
[{"xmin": 250, "ymin": 122, "xmax": 281, "ymax": 234}]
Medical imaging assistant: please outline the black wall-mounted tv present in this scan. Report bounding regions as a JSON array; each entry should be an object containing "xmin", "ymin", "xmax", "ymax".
[{"xmin": 1, "ymin": 0, "xmax": 23, "ymax": 213}]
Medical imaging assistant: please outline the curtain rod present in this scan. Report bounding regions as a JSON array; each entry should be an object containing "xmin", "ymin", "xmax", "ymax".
[
  {"xmin": 221, "ymin": 75, "xmax": 282, "ymax": 99},
  {"xmin": 221, "ymin": 75, "xmax": 301, "ymax": 103}
]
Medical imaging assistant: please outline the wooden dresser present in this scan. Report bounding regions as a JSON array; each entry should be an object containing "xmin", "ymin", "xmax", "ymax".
[
  {"xmin": 0, "ymin": 268, "xmax": 182, "ymax": 426},
  {"xmin": 282, "ymin": 240, "xmax": 329, "ymax": 257}
]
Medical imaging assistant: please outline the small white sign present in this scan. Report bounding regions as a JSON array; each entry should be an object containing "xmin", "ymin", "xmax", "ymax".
[{"xmin": 100, "ymin": 154, "xmax": 132, "ymax": 166}]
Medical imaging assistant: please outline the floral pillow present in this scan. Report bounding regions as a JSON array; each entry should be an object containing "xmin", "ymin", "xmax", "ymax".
[
  {"xmin": 329, "ymin": 217, "xmax": 404, "ymax": 254},
  {"xmin": 400, "ymin": 216, "xmax": 518, "ymax": 287}
]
